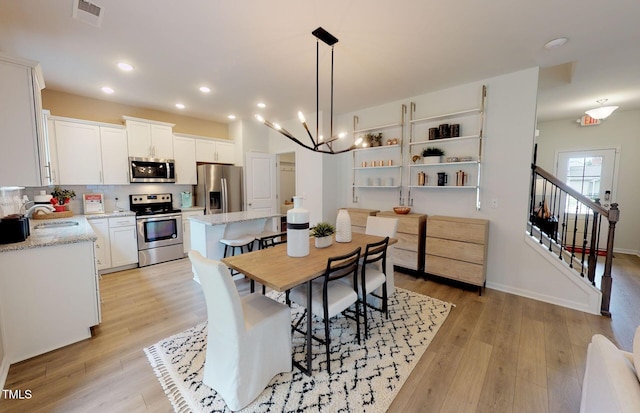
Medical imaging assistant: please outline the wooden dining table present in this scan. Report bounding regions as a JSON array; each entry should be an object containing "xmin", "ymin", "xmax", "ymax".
[{"xmin": 221, "ymin": 232, "xmax": 396, "ymax": 375}]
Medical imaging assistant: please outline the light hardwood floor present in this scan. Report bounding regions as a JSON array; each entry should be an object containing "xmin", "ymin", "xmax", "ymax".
[{"xmin": 1, "ymin": 253, "xmax": 638, "ymax": 413}]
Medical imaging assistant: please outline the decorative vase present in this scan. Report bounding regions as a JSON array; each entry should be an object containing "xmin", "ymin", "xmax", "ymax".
[
  {"xmin": 423, "ymin": 156, "xmax": 441, "ymax": 164},
  {"xmin": 287, "ymin": 196, "xmax": 309, "ymax": 257},
  {"xmin": 315, "ymin": 235, "xmax": 333, "ymax": 249},
  {"xmin": 335, "ymin": 209, "xmax": 352, "ymax": 243}
]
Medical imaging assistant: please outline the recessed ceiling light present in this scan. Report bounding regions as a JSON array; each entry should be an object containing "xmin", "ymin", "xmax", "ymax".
[
  {"xmin": 257, "ymin": 102, "xmax": 266, "ymax": 108},
  {"xmin": 544, "ymin": 37, "xmax": 568, "ymax": 50},
  {"xmin": 175, "ymin": 103, "xmax": 185, "ymax": 109},
  {"xmin": 199, "ymin": 86, "xmax": 211, "ymax": 93},
  {"xmin": 117, "ymin": 62, "xmax": 133, "ymax": 71},
  {"xmin": 228, "ymin": 115, "xmax": 236, "ymax": 120},
  {"xmin": 101, "ymin": 86, "xmax": 114, "ymax": 94}
]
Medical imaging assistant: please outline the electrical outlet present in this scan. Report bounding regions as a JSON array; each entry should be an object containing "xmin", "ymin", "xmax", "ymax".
[{"xmin": 491, "ymin": 198, "xmax": 498, "ymax": 208}]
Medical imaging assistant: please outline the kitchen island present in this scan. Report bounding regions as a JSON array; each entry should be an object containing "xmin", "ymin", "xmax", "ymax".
[
  {"xmin": 188, "ymin": 210, "xmax": 282, "ymax": 281},
  {"xmin": 0, "ymin": 215, "xmax": 100, "ymax": 363}
]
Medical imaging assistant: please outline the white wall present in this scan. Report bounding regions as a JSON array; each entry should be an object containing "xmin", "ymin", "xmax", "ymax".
[
  {"xmin": 331, "ymin": 68, "xmax": 599, "ymax": 312},
  {"xmin": 537, "ymin": 109, "xmax": 640, "ymax": 254}
]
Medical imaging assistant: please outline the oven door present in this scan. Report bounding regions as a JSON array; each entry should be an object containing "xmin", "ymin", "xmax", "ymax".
[{"xmin": 136, "ymin": 214, "xmax": 183, "ymax": 250}]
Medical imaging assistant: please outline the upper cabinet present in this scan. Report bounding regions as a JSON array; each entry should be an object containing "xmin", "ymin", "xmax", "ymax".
[
  {"xmin": 195, "ymin": 138, "xmax": 234, "ymax": 164},
  {"xmin": 47, "ymin": 117, "xmax": 129, "ymax": 185},
  {"xmin": 0, "ymin": 54, "xmax": 48, "ymax": 187},
  {"xmin": 173, "ymin": 134, "xmax": 197, "ymax": 185},
  {"xmin": 123, "ymin": 116, "xmax": 175, "ymax": 159}
]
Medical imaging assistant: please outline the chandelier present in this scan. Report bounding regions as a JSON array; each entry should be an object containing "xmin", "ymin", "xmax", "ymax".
[{"xmin": 255, "ymin": 27, "xmax": 363, "ymax": 154}]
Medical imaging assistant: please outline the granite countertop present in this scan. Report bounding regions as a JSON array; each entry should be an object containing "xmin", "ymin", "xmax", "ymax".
[
  {"xmin": 180, "ymin": 206, "xmax": 205, "ymax": 212},
  {"xmin": 0, "ymin": 215, "xmax": 97, "ymax": 253},
  {"xmin": 84, "ymin": 211, "xmax": 136, "ymax": 220},
  {"xmin": 190, "ymin": 210, "xmax": 282, "ymax": 226}
]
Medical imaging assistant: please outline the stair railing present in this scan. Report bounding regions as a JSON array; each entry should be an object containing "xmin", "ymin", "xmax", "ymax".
[{"xmin": 529, "ymin": 163, "xmax": 619, "ymax": 316}]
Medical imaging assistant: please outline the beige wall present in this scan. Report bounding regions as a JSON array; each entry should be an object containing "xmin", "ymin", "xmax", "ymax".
[{"xmin": 42, "ymin": 89, "xmax": 229, "ymax": 139}]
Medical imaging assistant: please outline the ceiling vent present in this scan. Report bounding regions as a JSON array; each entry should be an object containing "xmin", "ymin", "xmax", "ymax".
[{"xmin": 72, "ymin": 0, "xmax": 103, "ymax": 27}]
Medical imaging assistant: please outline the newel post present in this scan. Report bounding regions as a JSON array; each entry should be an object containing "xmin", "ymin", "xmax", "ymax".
[{"xmin": 600, "ymin": 203, "xmax": 619, "ymax": 317}]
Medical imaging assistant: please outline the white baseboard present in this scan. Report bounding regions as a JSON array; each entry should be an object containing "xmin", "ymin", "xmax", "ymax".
[
  {"xmin": 0, "ymin": 355, "xmax": 9, "ymax": 390},
  {"xmin": 613, "ymin": 247, "xmax": 640, "ymax": 256}
]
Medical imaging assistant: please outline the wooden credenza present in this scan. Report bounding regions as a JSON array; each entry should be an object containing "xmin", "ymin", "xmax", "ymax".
[
  {"xmin": 425, "ymin": 215, "xmax": 489, "ymax": 288},
  {"xmin": 346, "ymin": 208, "xmax": 379, "ymax": 234},
  {"xmin": 377, "ymin": 211, "xmax": 427, "ymax": 272}
]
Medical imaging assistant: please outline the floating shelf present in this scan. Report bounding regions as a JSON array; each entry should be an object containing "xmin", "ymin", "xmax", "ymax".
[
  {"xmin": 408, "ymin": 135, "xmax": 480, "ymax": 146},
  {"xmin": 409, "ymin": 108, "xmax": 481, "ymax": 124}
]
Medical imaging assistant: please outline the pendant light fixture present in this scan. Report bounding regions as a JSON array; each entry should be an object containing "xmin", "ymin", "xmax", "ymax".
[
  {"xmin": 585, "ymin": 99, "xmax": 619, "ymax": 120},
  {"xmin": 255, "ymin": 27, "xmax": 363, "ymax": 154}
]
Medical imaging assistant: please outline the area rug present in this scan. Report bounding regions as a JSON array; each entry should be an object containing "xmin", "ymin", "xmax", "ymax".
[{"xmin": 144, "ymin": 287, "xmax": 452, "ymax": 412}]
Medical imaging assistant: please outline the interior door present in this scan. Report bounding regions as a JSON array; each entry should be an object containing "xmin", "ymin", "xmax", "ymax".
[{"xmin": 245, "ymin": 152, "xmax": 277, "ymax": 213}]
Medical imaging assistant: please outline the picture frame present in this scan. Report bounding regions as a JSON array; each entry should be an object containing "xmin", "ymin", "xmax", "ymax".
[{"xmin": 83, "ymin": 193, "xmax": 105, "ymax": 214}]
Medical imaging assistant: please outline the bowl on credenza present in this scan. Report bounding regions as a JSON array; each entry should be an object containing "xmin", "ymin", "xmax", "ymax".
[{"xmin": 393, "ymin": 207, "xmax": 411, "ymax": 215}]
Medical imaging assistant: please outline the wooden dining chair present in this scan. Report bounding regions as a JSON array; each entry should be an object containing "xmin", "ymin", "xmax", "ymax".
[
  {"xmin": 188, "ymin": 251, "xmax": 292, "ymax": 411},
  {"xmin": 288, "ymin": 247, "xmax": 361, "ymax": 374},
  {"xmin": 342, "ymin": 237, "xmax": 390, "ymax": 339}
]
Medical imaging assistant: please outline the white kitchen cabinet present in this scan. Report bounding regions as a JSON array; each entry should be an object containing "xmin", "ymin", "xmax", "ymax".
[
  {"xmin": 100, "ymin": 126, "xmax": 129, "ymax": 184},
  {"xmin": 123, "ymin": 116, "xmax": 175, "ymax": 159},
  {"xmin": 89, "ymin": 218, "xmax": 111, "ymax": 270},
  {"xmin": 108, "ymin": 216, "xmax": 138, "ymax": 268},
  {"xmin": 173, "ymin": 135, "xmax": 197, "ymax": 184},
  {"xmin": 88, "ymin": 215, "xmax": 138, "ymax": 272},
  {"xmin": 182, "ymin": 209, "xmax": 204, "ymax": 253},
  {"xmin": 53, "ymin": 120, "xmax": 103, "ymax": 184},
  {"xmin": 0, "ymin": 241, "xmax": 99, "ymax": 363},
  {"xmin": 49, "ymin": 118, "xmax": 129, "ymax": 185},
  {"xmin": 0, "ymin": 54, "xmax": 48, "ymax": 187},
  {"xmin": 195, "ymin": 138, "xmax": 235, "ymax": 164}
]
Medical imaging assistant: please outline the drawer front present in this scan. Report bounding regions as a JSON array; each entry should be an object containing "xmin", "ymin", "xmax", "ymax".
[
  {"xmin": 108, "ymin": 216, "xmax": 136, "ymax": 228},
  {"xmin": 395, "ymin": 232, "xmax": 419, "ymax": 252},
  {"xmin": 427, "ymin": 219, "xmax": 486, "ymax": 244},
  {"xmin": 425, "ymin": 255, "xmax": 484, "ymax": 285},
  {"xmin": 426, "ymin": 237, "xmax": 485, "ymax": 264},
  {"xmin": 392, "ymin": 248, "xmax": 419, "ymax": 270},
  {"xmin": 424, "ymin": 254, "xmax": 484, "ymax": 285}
]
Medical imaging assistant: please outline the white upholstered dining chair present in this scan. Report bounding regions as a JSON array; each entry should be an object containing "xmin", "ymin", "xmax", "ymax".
[
  {"xmin": 188, "ymin": 251, "xmax": 292, "ymax": 411},
  {"xmin": 365, "ymin": 216, "xmax": 398, "ymax": 298}
]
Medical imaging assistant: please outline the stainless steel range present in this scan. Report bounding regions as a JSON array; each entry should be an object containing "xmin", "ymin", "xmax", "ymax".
[{"xmin": 130, "ymin": 193, "xmax": 183, "ymax": 267}]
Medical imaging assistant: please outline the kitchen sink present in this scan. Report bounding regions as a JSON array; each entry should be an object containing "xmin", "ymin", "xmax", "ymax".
[{"xmin": 34, "ymin": 221, "xmax": 79, "ymax": 229}]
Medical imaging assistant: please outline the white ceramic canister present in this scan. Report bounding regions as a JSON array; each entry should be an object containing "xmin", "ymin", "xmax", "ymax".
[
  {"xmin": 335, "ymin": 209, "xmax": 352, "ymax": 243},
  {"xmin": 287, "ymin": 196, "xmax": 309, "ymax": 257}
]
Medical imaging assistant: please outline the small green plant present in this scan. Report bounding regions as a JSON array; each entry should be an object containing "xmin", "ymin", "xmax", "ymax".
[
  {"xmin": 50, "ymin": 186, "xmax": 76, "ymax": 204},
  {"xmin": 421, "ymin": 147, "xmax": 445, "ymax": 157},
  {"xmin": 310, "ymin": 222, "xmax": 335, "ymax": 238},
  {"xmin": 364, "ymin": 132, "xmax": 383, "ymax": 147}
]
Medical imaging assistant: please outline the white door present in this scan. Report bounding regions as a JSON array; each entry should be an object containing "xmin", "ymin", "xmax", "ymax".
[
  {"xmin": 245, "ymin": 152, "xmax": 277, "ymax": 213},
  {"xmin": 556, "ymin": 148, "xmax": 618, "ymax": 249}
]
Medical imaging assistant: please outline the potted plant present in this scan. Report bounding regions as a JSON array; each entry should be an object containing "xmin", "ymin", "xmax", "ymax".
[
  {"xmin": 50, "ymin": 186, "xmax": 76, "ymax": 210},
  {"xmin": 421, "ymin": 147, "xmax": 445, "ymax": 164},
  {"xmin": 311, "ymin": 222, "xmax": 335, "ymax": 248},
  {"xmin": 364, "ymin": 132, "xmax": 383, "ymax": 147}
]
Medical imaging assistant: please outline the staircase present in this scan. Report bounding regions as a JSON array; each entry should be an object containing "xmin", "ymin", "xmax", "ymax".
[{"xmin": 528, "ymin": 163, "xmax": 620, "ymax": 316}]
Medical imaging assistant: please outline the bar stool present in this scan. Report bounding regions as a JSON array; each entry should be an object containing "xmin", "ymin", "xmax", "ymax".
[{"xmin": 219, "ymin": 235, "xmax": 255, "ymax": 275}]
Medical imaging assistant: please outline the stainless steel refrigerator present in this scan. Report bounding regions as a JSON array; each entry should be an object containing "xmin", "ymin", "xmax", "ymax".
[{"xmin": 196, "ymin": 164, "xmax": 244, "ymax": 214}]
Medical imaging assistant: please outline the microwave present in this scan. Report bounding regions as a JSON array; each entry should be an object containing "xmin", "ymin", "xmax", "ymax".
[{"xmin": 129, "ymin": 157, "xmax": 176, "ymax": 183}]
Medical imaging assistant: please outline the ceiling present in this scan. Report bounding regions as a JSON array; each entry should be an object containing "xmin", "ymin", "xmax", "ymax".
[{"xmin": 1, "ymin": 0, "xmax": 639, "ymax": 125}]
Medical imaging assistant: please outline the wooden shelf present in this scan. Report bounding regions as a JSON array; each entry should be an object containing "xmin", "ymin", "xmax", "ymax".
[
  {"xmin": 408, "ymin": 161, "xmax": 478, "ymax": 168},
  {"xmin": 409, "ymin": 108, "xmax": 481, "ymax": 124},
  {"xmin": 408, "ymin": 135, "xmax": 480, "ymax": 147},
  {"xmin": 408, "ymin": 185, "xmax": 478, "ymax": 189},
  {"xmin": 353, "ymin": 144, "xmax": 400, "ymax": 152},
  {"xmin": 353, "ymin": 165, "xmax": 401, "ymax": 170},
  {"xmin": 353, "ymin": 123, "xmax": 403, "ymax": 134}
]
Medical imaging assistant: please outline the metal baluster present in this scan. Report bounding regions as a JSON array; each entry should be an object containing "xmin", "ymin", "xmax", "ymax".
[{"xmin": 579, "ymin": 205, "xmax": 589, "ymax": 277}]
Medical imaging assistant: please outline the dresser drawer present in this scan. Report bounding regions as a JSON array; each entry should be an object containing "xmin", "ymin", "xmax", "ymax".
[
  {"xmin": 393, "ymin": 248, "xmax": 419, "ymax": 271},
  {"xmin": 427, "ymin": 217, "xmax": 487, "ymax": 244},
  {"xmin": 426, "ymin": 237, "xmax": 485, "ymax": 264},
  {"xmin": 425, "ymin": 255, "xmax": 484, "ymax": 286},
  {"xmin": 108, "ymin": 216, "xmax": 136, "ymax": 228}
]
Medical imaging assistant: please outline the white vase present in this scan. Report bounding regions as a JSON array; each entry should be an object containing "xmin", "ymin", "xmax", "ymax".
[
  {"xmin": 287, "ymin": 196, "xmax": 309, "ymax": 257},
  {"xmin": 315, "ymin": 235, "xmax": 333, "ymax": 249},
  {"xmin": 335, "ymin": 209, "xmax": 352, "ymax": 243},
  {"xmin": 423, "ymin": 156, "xmax": 441, "ymax": 164}
]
